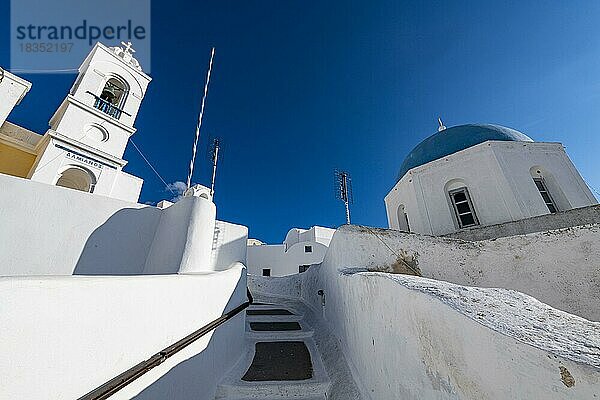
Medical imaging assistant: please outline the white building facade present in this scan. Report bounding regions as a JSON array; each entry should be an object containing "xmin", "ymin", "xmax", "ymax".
[
  {"xmin": 0, "ymin": 42, "xmax": 150, "ymax": 202},
  {"xmin": 247, "ymin": 226, "xmax": 335, "ymax": 277},
  {"xmin": 385, "ymin": 124, "xmax": 597, "ymax": 236}
]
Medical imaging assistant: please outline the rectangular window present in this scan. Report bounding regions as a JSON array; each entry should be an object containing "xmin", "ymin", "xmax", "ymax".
[
  {"xmin": 299, "ymin": 265, "xmax": 310, "ymax": 273},
  {"xmin": 262, "ymin": 268, "xmax": 271, "ymax": 277},
  {"xmin": 449, "ymin": 188, "xmax": 479, "ymax": 228},
  {"xmin": 304, "ymin": 245, "xmax": 312, "ymax": 253},
  {"xmin": 533, "ymin": 178, "xmax": 558, "ymax": 213}
]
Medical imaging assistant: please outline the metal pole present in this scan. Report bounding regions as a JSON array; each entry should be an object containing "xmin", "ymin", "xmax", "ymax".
[
  {"xmin": 187, "ymin": 47, "xmax": 215, "ymax": 189},
  {"xmin": 210, "ymin": 141, "xmax": 219, "ymax": 197},
  {"xmin": 342, "ymin": 173, "xmax": 351, "ymax": 224},
  {"xmin": 345, "ymin": 199, "xmax": 351, "ymax": 225}
]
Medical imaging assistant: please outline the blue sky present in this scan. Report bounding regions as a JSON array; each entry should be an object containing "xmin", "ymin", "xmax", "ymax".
[{"xmin": 1, "ymin": 1, "xmax": 600, "ymax": 243}]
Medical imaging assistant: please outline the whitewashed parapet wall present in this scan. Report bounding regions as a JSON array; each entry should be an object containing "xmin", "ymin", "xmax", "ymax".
[
  {"xmin": 299, "ymin": 265, "xmax": 600, "ymax": 400},
  {"xmin": 321, "ymin": 225, "xmax": 600, "ymax": 321},
  {"xmin": 0, "ymin": 173, "xmax": 246, "ymax": 275},
  {"xmin": 249, "ymin": 226, "xmax": 600, "ymax": 399},
  {"xmin": 446, "ymin": 204, "xmax": 600, "ymax": 241},
  {"xmin": 0, "ymin": 265, "xmax": 248, "ymax": 400},
  {"xmin": 212, "ymin": 220, "xmax": 249, "ymax": 271}
]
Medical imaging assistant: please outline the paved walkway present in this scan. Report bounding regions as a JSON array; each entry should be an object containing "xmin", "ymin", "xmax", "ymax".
[{"xmin": 214, "ymin": 295, "xmax": 361, "ymax": 399}]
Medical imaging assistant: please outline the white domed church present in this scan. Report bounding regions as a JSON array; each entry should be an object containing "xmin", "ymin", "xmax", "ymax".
[{"xmin": 384, "ymin": 123, "xmax": 597, "ymax": 236}]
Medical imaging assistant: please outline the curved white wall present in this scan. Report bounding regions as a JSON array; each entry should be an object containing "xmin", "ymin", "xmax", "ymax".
[
  {"xmin": 0, "ymin": 265, "xmax": 248, "ymax": 400},
  {"xmin": 250, "ymin": 227, "xmax": 600, "ymax": 399},
  {"xmin": 300, "ymin": 265, "xmax": 600, "ymax": 400},
  {"xmin": 0, "ymin": 173, "xmax": 222, "ymax": 276},
  {"xmin": 212, "ymin": 220, "xmax": 249, "ymax": 271},
  {"xmin": 319, "ymin": 225, "xmax": 600, "ymax": 321}
]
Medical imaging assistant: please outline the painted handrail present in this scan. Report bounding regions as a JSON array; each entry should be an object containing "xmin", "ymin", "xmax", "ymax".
[{"xmin": 77, "ymin": 288, "xmax": 253, "ymax": 400}]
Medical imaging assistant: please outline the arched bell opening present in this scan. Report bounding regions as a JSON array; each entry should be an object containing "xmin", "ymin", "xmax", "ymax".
[{"xmin": 100, "ymin": 76, "xmax": 129, "ymax": 109}]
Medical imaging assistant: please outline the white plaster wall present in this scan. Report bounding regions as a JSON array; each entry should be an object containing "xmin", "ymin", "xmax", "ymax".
[
  {"xmin": 0, "ymin": 173, "xmax": 159, "ymax": 276},
  {"xmin": 0, "ymin": 266, "xmax": 247, "ymax": 400},
  {"xmin": 317, "ymin": 225, "xmax": 600, "ymax": 321},
  {"xmin": 284, "ymin": 226, "xmax": 335, "ymax": 249},
  {"xmin": 448, "ymin": 204, "xmax": 600, "ymax": 241},
  {"xmin": 299, "ymin": 265, "xmax": 600, "ymax": 400},
  {"xmin": 110, "ymin": 169, "xmax": 143, "ymax": 202},
  {"xmin": 385, "ymin": 141, "xmax": 597, "ymax": 236},
  {"xmin": 50, "ymin": 102, "xmax": 132, "ymax": 158},
  {"xmin": 249, "ymin": 227, "xmax": 600, "ymax": 398},
  {"xmin": 142, "ymin": 195, "xmax": 216, "ymax": 274},
  {"xmin": 248, "ymin": 273, "xmax": 302, "ymax": 299},
  {"xmin": 178, "ymin": 197, "xmax": 217, "ymax": 274},
  {"xmin": 246, "ymin": 244, "xmax": 285, "ymax": 275},
  {"xmin": 28, "ymin": 137, "xmax": 142, "ymax": 203},
  {"xmin": 247, "ymin": 240, "xmax": 328, "ymax": 277},
  {"xmin": 0, "ymin": 69, "xmax": 31, "ymax": 126},
  {"xmin": 312, "ymin": 226, "xmax": 336, "ymax": 246},
  {"xmin": 492, "ymin": 142, "xmax": 596, "ymax": 211},
  {"xmin": 0, "ymin": 173, "xmax": 218, "ymax": 276},
  {"xmin": 212, "ymin": 220, "xmax": 249, "ymax": 271}
]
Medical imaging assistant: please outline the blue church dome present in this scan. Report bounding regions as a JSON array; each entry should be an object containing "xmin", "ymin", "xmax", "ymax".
[{"xmin": 396, "ymin": 124, "xmax": 533, "ymax": 181}]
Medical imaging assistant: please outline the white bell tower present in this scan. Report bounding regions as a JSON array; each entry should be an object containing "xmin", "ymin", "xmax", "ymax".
[{"xmin": 28, "ymin": 42, "xmax": 152, "ymax": 202}]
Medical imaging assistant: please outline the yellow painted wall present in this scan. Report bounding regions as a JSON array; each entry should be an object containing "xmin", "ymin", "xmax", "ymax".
[{"xmin": 0, "ymin": 142, "xmax": 36, "ymax": 178}]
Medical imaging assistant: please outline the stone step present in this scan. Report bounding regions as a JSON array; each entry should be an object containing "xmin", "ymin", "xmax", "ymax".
[
  {"xmin": 245, "ymin": 314, "xmax": 304, "ymax": 323},
  {"xmin": 214, "ymin": 380, "xmax": 331, "ymax": 399},
  {"xmin": 245, "ymin": 320, "xmax": 314, "ymax": 340},
  {"xmin": 229, "ymin": 395, "xmax": 327, "ymax": 400},
  {"xmin": 246, "ymin": 309, "xmax": 295, "ymax": 316},
  {"xmin": 249, "ymin": 321, "xmax": 303, "ymax": 331},
  {"xmin": 245, "ymin": 329, "xmax": 314, "ymax": 341}
]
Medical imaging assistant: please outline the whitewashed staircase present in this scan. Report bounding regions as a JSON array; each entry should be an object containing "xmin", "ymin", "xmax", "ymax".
[{"xmin": 214, "ymin": 295, "xmax": 361, "ymax": 400}]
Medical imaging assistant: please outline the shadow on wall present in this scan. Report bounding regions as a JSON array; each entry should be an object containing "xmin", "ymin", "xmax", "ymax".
[
  {"xmin": 73, "ymin": 207, "xmax": 160, "ymax": 275},
  {"xmin": 212, "ymin": 233, "xmax": 248, "ymax": 271},
  {"xmin": 131, "ymin": 275, "xmax": 247, "ymax": 400}
]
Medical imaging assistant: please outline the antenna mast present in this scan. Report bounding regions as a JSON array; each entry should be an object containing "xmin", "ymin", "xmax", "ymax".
[
  {"xmin": 187, "ymin": 47, "xmax": 215, "ymax": 189},
  {"xmin": 210, "ymin": 137, "xmax": 221, "ymax": 196},
  {"xmin": 334, "ymin": 169, "xmax": 353, "ymax": 224}
]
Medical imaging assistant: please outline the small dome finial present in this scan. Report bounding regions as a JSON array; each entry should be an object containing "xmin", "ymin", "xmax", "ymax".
[{"xmin": 438, "ymin": 117, "xmax": 446, "ymax": 132}]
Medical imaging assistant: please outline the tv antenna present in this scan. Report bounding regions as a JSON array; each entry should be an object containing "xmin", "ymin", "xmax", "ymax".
[
  {"xmin": 187, "ymin": 47, "xmax": 215, "ymax": 189},
  {"xmin": 334, "ymin": 169, "xmax": 353, "ymax": 224},
  {"xmin": 209, "ymin": 137, "xmax": 221, "ymax": 197}
]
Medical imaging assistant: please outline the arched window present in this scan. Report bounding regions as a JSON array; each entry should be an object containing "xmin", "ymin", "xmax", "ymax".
[
  {"xmin": 445, "ymin": 179, "xmax": 479, "ymax": 229},
  {"xmin": 55, "ymin": 166, "xmax": 96, "ymax": 193},
  {"xmin": 396, "ymin": 204, "xmax": 410, "ymax": 232},
  {"xmin": 100, "ymin": 77, "xmax": 128, "ymax": 108},
  {"xmin": 529, "ymin": 166, "xmax": 567, "ymax": 213}
]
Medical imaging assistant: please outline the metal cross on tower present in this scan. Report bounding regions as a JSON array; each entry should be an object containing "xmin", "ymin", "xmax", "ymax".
[{"xmin": 121, "ymin": 41, "xmax": 136, "ymax": 55}]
